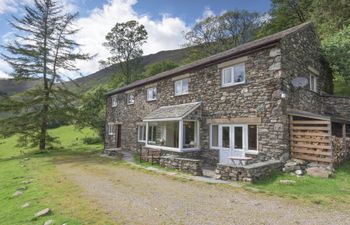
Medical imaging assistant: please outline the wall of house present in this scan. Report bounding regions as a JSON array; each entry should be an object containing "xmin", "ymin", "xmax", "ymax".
[
  {"xmin": 281, "ymin": 24, "xmax": 333, "ymax": 115},
  {"xmin": 322, "ymin": 95, "xmax": 350, "ymax": 119},
  {"xmin": 105, "ymin": 43, "xmax": 291, "ymax": 166}
]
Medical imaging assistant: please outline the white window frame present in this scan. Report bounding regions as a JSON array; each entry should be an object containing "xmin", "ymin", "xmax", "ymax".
[
  {"xmin": 209, "ymin": 124, "xmax": 258, "ymax": 153},
  {"xmin": 107, "ymin": 123, "xmax": 115, "ymax": 135},
  {"xmin": 144, "ymin": 119, "xmax": 200, "ymax": 152},
  {"xmin": 112, "ymin": 96, "xmax": 118, "ymax": 107},
  {"xmin": 221, "ymin": 63, "xmax": 246, "ymax": 87},
  {"xmin": 309, "ymin": 74, "xmax": 317, "ymax": 92},
  {"xmin": 174, "ymin": 78, "xmax": 189, "ymax": 96},
  {"xmin": 147, "ymin": 87, "xmax": 157, "ymax": 101},
  {"xmin": 126, "ymin": 93, "xmax": 134, "ymax": 105},
  {"xmin": 210, "ymin": 124, "xmax": 220, "ymax": 149},
  {"xmin": 138, "ymin": 125, "xmax": 146, "ymax": 142}
]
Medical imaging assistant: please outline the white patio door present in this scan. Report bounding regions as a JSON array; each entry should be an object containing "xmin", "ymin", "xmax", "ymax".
[{"xmin": 219, "ymin": 125, "xmax": 245, "ymax": 164}]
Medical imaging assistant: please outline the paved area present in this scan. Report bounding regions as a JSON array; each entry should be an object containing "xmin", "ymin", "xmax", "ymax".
[{"xmin": 56, "ymin": 156, "xmax": 350, "ymax": 225}]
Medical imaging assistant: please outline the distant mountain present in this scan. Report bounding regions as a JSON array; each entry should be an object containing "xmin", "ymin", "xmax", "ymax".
[
  {"xmin": 0, "ymin": 47, "xmax": 188, "ymax": 97},
  {"xmin": 0, "ymin": 79, "xmax": 41, "ymax": 97},
  {"xmin": 69, "ymin": 47, "xmax": 188, "ymax": 93}
]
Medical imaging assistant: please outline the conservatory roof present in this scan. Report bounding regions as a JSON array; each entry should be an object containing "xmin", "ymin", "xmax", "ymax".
[{"xmin": 143, "ymin": 102, "xmax": 201, "ymax": 122}]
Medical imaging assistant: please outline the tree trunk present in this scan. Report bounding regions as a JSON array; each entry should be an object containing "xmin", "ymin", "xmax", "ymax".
[{"xmin": 39, "ymin": 105, "xmax": 48, "ymax": 151}]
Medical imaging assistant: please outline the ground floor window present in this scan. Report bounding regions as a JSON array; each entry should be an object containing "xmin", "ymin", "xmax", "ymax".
[
  {"xmin": 144, "ymin": 120, "xmax": 199, "ymax": 151},
  {"xmin": 138, "ymin": 125, "xmax": 146, "ymax": 142},
  {"xmin": 210, "ymin": 124, "xmax": 258, "ymax": 152},
  {"xmin": 108, "ymin": 123, "xmax": 115, "ymax": 135}
]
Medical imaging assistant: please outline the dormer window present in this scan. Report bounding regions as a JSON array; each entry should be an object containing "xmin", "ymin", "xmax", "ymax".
[
  {"xmin": 147, "ymin": 87, "xmax": 157, "ymax": 101},
  {"xmin": 310, "ymin": 74, "xmax": 317, "ymax": 92},
  {"xmin": 221, "ymin": 63, "xmax": 245, "ymax": 87},
  {"xmin": 112, "ymin": 96, "xmax": 118, "ymax": 107},
  {"xmin": 127, "ymin": 93, "xmax": 134, "ymax": 105}
]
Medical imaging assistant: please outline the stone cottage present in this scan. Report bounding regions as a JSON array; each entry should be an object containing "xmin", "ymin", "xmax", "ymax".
[{"xmin": 104, "ymin": 22, "xmax": 350, "ymax": 180}]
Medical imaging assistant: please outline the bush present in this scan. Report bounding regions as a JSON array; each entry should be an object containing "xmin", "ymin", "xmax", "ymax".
[{"xmin": 82, "ymin": 136, "xmax": 102, "ymax": 145}]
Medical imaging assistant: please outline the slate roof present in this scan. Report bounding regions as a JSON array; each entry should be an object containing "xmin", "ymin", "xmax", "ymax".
[
  {"xmin": 143, "ymin": 102, "xmax": 201, "ymax": 121},
  {"xmin": 107, "ymin": 22, "xmax": 313, "ymax": 96}
]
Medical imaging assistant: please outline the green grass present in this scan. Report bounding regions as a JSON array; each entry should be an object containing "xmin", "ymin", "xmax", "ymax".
[
  {"xmin": 248, "ymin": 162, "xmax": 350, "ymax": 207},
  {"xmin": 0, "ymin": 125, "xmax": 116, "ymax": 225}
]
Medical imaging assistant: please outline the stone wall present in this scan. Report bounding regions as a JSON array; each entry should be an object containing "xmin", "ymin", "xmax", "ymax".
[
  {"xmin": 322, "ymin": 95, "xmax": 350, "ymax": 119},
  {"xmin": 105, "ymin": 24, "xmax": 334, "ymax": 167},
  {"xmin": 106, "ymin": 44, "xmax": 289, "ymax": 166},
  {"xmin": 160, "ymin": 155, "xmax": 203, "ymax": 176},
  {"xmin": 215, "ymin": 160, "xmax": 282, "ymax": 182}
]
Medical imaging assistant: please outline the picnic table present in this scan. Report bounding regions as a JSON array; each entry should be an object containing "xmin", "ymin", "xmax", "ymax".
[{"xmin": 227, "ymin": 156, "xmax": 252, "ymax": 166}]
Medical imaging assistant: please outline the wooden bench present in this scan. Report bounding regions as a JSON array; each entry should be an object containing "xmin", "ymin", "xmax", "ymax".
[{"xmin": 227, "ymin": 156, "xmax": 252, "ymax": 166}]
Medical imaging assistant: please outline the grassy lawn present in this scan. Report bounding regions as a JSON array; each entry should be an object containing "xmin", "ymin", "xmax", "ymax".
[
  {"xmin": 0, "ymin": 125, "xmax": 116, "ymax": 225},
  {"xmin": 248, "ymin": 162, "xmax": 350, "ymax": 207}
]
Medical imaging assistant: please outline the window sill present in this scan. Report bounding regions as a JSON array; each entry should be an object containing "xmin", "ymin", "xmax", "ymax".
[
  {"xmin": 245, "ymin": 150, "xmax": 259, "ymax": 155},
  {"xmin": 147, "ymin": 99, "xmax": 157, "ymax": 102},
  {"xmin": 145, "ymin": 144, "xmax": 200, "ymax": 152},
  {"xmin": 174, "ymin": 92, "xmax": 189, "ymax": 97},
  {"xmin": 221, "ymin": 81, "xmax": 246, "ymax": 88},
  {"xmin": 127, "ymin": 103, "xmax": 134, "ymax": 106}
]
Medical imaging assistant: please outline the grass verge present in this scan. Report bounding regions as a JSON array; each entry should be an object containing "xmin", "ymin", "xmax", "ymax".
[
  {"xmin": 0, "ymin": 125, "xmax": 117, "ymax": 225},
  {"xmin": 247, "ymin": 161, "xmax": 350, "ymax": 208}
]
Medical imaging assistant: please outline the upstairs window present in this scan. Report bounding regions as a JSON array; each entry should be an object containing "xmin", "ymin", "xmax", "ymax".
[
  {"xmin": 222, "ymin": 63, "xmax": 245, "ymax": 87},
  {"xmin": 112, "ymin": 96, "xmax": 118, "ymax": 107},
  {"xmin": 310, "ymin": 74, "xmax": 317, "ymax": 92},
  {"xmin": 174, "ymin": 78, "xmax": 189, "ymax": 96},
  {"xmin": 147, "ymin": 87, "xmax": 157, "ymax": 101},
  {"xmin": 127, "ymin": 93, "xmax": 134, "ymax": 105}
]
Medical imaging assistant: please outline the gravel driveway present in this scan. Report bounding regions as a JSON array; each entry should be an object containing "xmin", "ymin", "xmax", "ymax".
[{"xmin": 56, "ymin": 158, "xmax": 350, "ymax": 225}]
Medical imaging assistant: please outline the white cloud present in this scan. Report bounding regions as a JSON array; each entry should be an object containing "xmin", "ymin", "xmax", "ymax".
[
  {"xmin": 0, "ymin": 59, "xmax": 11, "ymax": 79},
  {"xmin": 0, "ymin": 0, "xmax": 17, "ymax": 14},
  {"xmin": 0, "ymin": 0, "xmax": 78, "ymax": 14},
  {"xmin": 73, "ymin": 0, "xmax": 189, "ymax": 77},
  {"xmin": 195, "ymin": 6, "xmax": 215, "ymax": 23}
]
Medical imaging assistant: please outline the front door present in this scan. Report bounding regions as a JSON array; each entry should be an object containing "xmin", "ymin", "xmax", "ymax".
[{"xmin": 219, "ymin": 125, "xmax": 245, "ymax": 164}]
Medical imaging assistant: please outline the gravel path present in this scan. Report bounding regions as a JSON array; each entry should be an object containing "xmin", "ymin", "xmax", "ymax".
[{"xmin": 57, "ymin": 159, "xmax": 350, "ymax": 225}]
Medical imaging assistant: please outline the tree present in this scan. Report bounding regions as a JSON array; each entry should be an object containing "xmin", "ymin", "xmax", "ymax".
[
  {"xmin": 100, "ymin": 20, "xmax": 148, "ymax": 85},
  {"xmin": 257, "ymin": 0, "xmax": 312, "ymax": 37},
  {"xmin": 322, "ymin": 25, "xmax": 350, "ymax": 83},
  {"xmin": 75, "ymin": 85, "xmax": 107, "ymax": 139},
  {"xmin": 0, "ymin": 0, "xmax": 91, "ymax": 151},
  {"xmin": 184, "ymin": 10, "xmax": 261, "ymax": 62},
  {"xmin": 143, "ymin": 60, "xmax": 178, "ymax": 78}
]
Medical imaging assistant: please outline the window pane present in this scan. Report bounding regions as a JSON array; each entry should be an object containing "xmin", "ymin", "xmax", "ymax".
[
  {"xmin": 223, "ymin": 68, "xmax": 232, "ymax": 84},
  {"xmin": 211, "ymin": 125, "xmax": 219, "ymax": 147},
  {"xmin": 234, "ymin": 126, "xmax": 243, "ymax": 149},
  {"xmin": 222, "ymin": 127, "xmax": 230, "ymax": 148},
  {"xmin": 182, "ymin": 79, "xmax": 189, "ymax": 93},
  {"xmin": 234, "ymin": 64, "xmax": 245, "ymax": 83},
  {"xmin": 152, "ymin": 88, "xmax": 157, "ymax": 99},
  {"xmin": 128, "ymin": 94, "xmax": 134, "ymax": 104},
  {"xmin": 248, "ymin": 125, "xmax": 257, "ymax": 150},
  {"xmin": 175, "ymin": 81, "xmax": 182, "ymax": 95},
  {"xmin": 183, "ymin": 121, "xmax": 195, "ymax": 148}
]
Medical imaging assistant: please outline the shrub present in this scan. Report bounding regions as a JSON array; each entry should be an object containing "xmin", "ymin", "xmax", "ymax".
[{"xmin": 82, "ymin": 136, "xmax": 102, "ymax": 145}]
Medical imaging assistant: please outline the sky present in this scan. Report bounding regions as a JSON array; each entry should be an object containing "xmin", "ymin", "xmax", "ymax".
[{"xmin": 0, "ymin": 0, "xmax": 271, "ymax": 79}]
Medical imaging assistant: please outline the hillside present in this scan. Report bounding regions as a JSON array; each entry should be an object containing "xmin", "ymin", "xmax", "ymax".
[
  {"xmin": 0, "ymin": 46, "xmax": 349, "ymax": 97},
  {"xmin": 0, "ymin": 79, "xmax": 41, "ymax": 97},
  {"xmin": 69, "ymin": 47, "xmax": 188, "ymax": 93}
]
